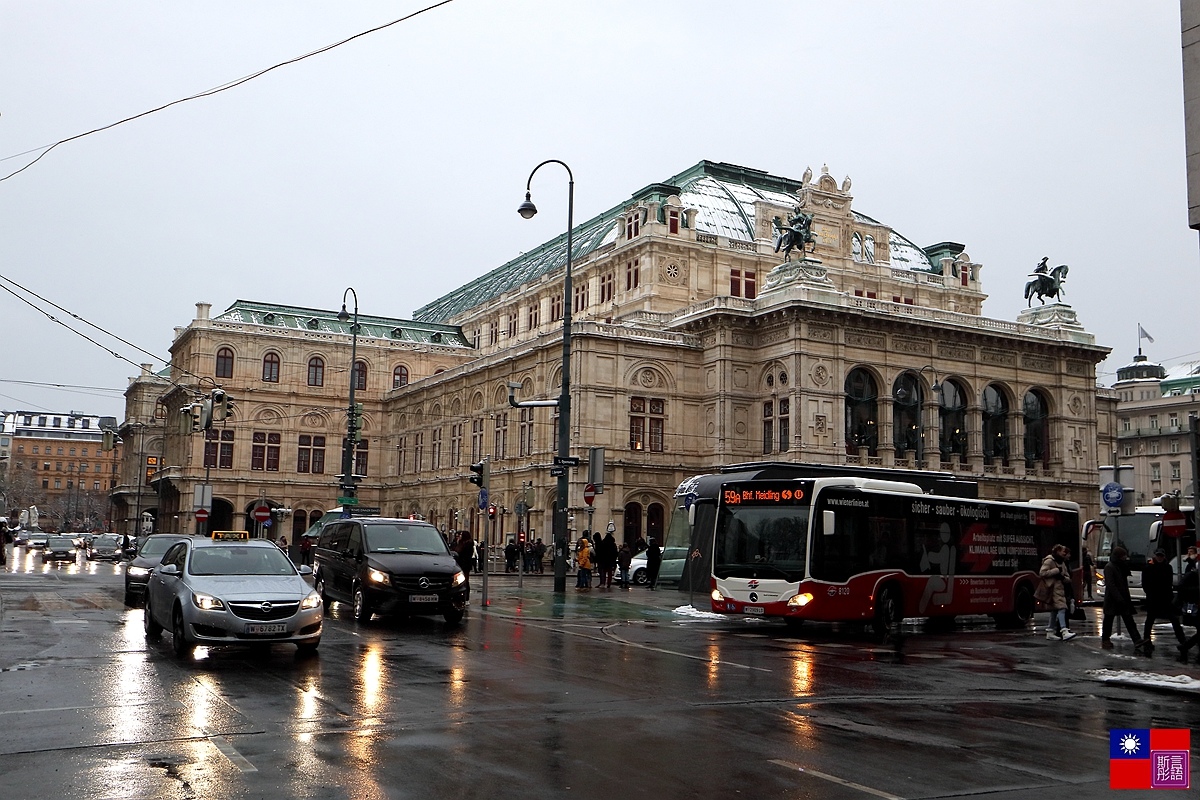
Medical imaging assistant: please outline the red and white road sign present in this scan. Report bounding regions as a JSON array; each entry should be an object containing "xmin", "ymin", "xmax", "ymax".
[
  {"xmin": 252, "ymin": 504, "xmax": 272, "ymax": 523},
  {"xmin": 194, "ymin": 508, "xmax": 210, "ymax": 523},
  {"xmin": 583, "ymin": 483, "xmax": 596, "ymax": 506},
  {"xmin": 1161, "ymin": 510, "xmax": 1186, "ymax": 538}
]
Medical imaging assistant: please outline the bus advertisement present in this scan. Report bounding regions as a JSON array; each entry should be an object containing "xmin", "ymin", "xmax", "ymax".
[{"xmin": 684, "ymin": 476, "xmax": 1082, "ymax": 632}]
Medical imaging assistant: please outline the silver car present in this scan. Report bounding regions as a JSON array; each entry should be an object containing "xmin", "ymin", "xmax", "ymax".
[{"xmin": 144, "ymin": 536, "xmax": 322, "ymax": 657}]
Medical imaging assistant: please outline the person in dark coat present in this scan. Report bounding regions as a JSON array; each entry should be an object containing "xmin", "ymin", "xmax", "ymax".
[
  {"xmin": 452, "ymin": 530, "xmax": 475, "ymax": 584},
  {"xmin": 596, "ymin": 530, "xmax": 619, "ymax": 589},
  {"xmin": 1141, "ymin": 548, "xmax": 1186, "ymax": 652},
  {"xmin": 645, "ymin": 537, "xmax": 662, "ymax": 590},
  {"xmin": 1175, "ymin": 567, "xmax": 1199, "ymax": 661},
  {"xmin": 1102, "ymin": 546, "xmax": 1146, "ymax": 650},
  {"xmin": 617, "ymin": 543, "xmax": 633, "ymax": 589},
  {"xmin": 1081, "ymin": 546, "xmax": 1095, "ymax": 600}
]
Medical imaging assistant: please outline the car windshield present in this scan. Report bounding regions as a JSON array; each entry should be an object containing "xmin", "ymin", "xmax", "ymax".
[
  {"xmin": 93, "ymin": 536, "xmax": 121, "ymax": 547},
  {"xmin": 188, "ymin": 545, "xmax": 297, "ymax": 576},
  {"xmin": 364, "ymin": 524, "xmax": 449, "ymax": 555},
  {"xmin": 47, "ymin": 537, "xmax": 73, "ymax": 547},
  {"xmin": 139, "ymin": 538, "xmax": 179, "ymax": 557}
]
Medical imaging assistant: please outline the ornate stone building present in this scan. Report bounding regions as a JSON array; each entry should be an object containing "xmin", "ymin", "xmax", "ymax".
[{"xmin": 118, "ymin": 160, "xmax": 1110, "ymax": 544}]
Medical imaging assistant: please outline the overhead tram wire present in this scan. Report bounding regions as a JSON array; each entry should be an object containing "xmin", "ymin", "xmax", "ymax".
[{"xmin": 0, "ymin": 0, "xmax": 456, "ymax": 182}]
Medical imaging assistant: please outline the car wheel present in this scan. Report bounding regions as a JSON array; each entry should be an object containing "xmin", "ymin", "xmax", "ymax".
[
  {"xmin": 315, "ymin": 574, "xmax": 332, "ymax": 611},
  {"xmin": 171, "ymin": 606, "xmax": 195, "ymax": 657},
  {"xmin": 352, "ymin": 586, "xmax": 373, "ymax": 622},
  {"xmin": 632, "ymin": 568, "xmax": 647, "ymax": 586},
  {"xmin": 443, "ymin": 609, "xmax": 464, "ymax": 626},
  {"xmin": 143, "ymin": 595, "xmax": 162, "ymax": 638},
  {"xmin": 872, "ymin": 584, "xmax": 902, "ymax": 638}
]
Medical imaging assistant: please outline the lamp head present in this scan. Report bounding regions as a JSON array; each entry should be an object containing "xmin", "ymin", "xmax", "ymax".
[
  {"xmin": 337, "ymin": 304, "xmax": 350, "ymax": 323},
  {"xmin": 517, "ymin": 192, "xmax": 538, "ymax": 219}
]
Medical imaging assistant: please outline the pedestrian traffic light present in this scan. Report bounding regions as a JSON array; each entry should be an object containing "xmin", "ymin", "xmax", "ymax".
[
  {"xmin": 488, "ymin": 504, "xmax": 497, "ymax": 520},
  {"xmin": 469, "ymin": 459, "xmax": 489, "ymax": 490}
]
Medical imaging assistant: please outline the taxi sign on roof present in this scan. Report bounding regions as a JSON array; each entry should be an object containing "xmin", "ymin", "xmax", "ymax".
[{"xmin": 212, "ymin": 530, "xmax": 250, "ymax": 541}]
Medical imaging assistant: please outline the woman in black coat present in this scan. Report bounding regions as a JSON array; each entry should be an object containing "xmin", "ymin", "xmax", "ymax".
[
  {"xmin": 646, "ymin": 537, "xmax": 662, "ymax": 590},
  {"xmin": 1102, "ymin": 546, "xmax": 1146, "ymax": 650}
]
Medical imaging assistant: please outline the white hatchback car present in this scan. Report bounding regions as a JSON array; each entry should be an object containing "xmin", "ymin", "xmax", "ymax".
[
  {"xmin": 144, "ymin": 534, "xmax": 322, "ymax": 657},
  {"xmin": 629, "ymin": 546, "xmax": 689, "ymax": 586}
]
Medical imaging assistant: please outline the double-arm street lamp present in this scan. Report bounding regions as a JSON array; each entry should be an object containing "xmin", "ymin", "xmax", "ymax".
[
  {"xmin": 516, "ymin": 160, "xmax": 574, "ymax": 593},
  {"xmin": 337, "ymin": 288, "xmax": 360, "ymax": 501}
]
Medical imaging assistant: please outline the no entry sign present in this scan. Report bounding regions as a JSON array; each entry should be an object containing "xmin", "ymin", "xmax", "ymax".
[
  {"xmin": 583, "ymin": 483, "xmax": 596, "ymax": 506},
  {"xmin": 252, "ymin": 504, "xmax": 271, "ymax": 523},
  {"xmin": 194, "ymin": 508, "xmax": 209, "ymax": 523}
]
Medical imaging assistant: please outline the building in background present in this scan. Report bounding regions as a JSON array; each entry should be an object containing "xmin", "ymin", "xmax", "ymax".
[
  {"xmin": 2, "ymin": 410, "xmax": 121, "ymax": 531},
  {"xmin": 118, "ymin": 160, "xmax": 1111, "ymax": 544}
]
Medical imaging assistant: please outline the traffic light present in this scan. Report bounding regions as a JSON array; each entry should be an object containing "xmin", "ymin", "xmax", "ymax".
[
  {"xmin": 101, "ymin": 429, "xmax": 116, "ymax": 451},
  {"xmin": 350, "ymin": 403, "xmax": 364, "ymax": 443},
  {"xmin": 518, "ymin": 530, "xmax": 526, "ymax": 544},
  {"xmin": 469, "ymin": 459, "xmax": 489, "ymax": 490},
  {"xmin": 212, "ymin": 389, "xmax": 232, "ymax": 422},
  {"xmin": 488, "ymin": 504, "xmax": 497, "ymax": 520}
]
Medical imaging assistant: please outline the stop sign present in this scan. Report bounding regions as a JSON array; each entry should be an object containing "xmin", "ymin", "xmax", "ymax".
[
  {"xmin": 194, "ymin": 508, "xmax": 209, "ymax": 523},
  {"xmin": 252, "ymin": 504, "xmax": 271, "ymax": 523},
  {"xmin": 1161, "ymin": 510, "xmax": 1187, "ymax": 538},
  {"xmin": 583, "ymin": 483, "xmax": 596, "ymax": 506}
]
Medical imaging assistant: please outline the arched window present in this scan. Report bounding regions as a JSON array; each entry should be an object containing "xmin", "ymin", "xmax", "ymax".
[
  {"xmin": 892, "ymin": 372, "xmax": 923, "ymax": 457},
  {"xmin": 623, "ymin": 502, "xmax": 643, "ymax": 545},
  {"xmin": 307, "ymin": 357, "xmax": 325, "ymax": 387},
  {"xmin": 352, "ymin": 360, "xmax": 367, "ymax": 391},
  {"xmin": 262, "ymin": 353, "xmax": 280, "ymax": 383},
  {"xmin": 292, "ymin": 514, "xmax": 308, "ymax": 541},
  {"xmin": 1023, "ymin": 389, "xmax": 1051, "ymax": 469},
  {"xmin": 215, "ymin": 347, "xmax": 234, "ymax": 379},
  {"xmin": 982, "ymin": 384, "xmax": 1009, "ymax": 466},
  {"xmin": 844, "ymin": 368, "xmax": 879, "ymax": 455},
  {"xmin": 393, "ymin": 365, "xmax": 409, "ymax": 389},
  {"xmin": 647, "ymin": 503, "xmax": 665, "ymax": 544},
  {"xmin": 308, "ymin": 510, "xmax": 322, "ymax": 529},
  {"xmin": 938, "ymin": 379, "xmax": 969, "ymax": 462}
]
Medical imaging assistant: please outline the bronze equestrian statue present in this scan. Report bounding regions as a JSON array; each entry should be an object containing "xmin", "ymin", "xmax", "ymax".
[
  {"xmin": 773, "ymin": 206, "xmax": 816, "ymax": 262},
  {"xmin": 1023, "ymin": 257, "xmax": 1069, "ymax": 306}
]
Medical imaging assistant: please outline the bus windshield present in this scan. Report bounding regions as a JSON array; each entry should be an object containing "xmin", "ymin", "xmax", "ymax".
[{"xmin": 713, "ymin": 505, "xmax": 809, "ymax": 581}]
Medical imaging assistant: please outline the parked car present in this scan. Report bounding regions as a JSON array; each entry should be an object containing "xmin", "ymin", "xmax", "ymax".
[
  {"xmin": 87, "ymin": 534, "xmax": 124, "ymax": 561},
  {"xmin": 124, "ymin": 534, "xmax": 190, "ymax": 606},
  {"xmin": 312, "ymin": 517, "xmax": 468, "ymax": 625},
  {"xmin": 41, "ymin": 535, "xmax": 78, "ymax": 563},
  {"xmin": 629, "ymin": 546, "xmax": 689, "ymax": 586},
  {"xmin": 143, "ymin": 533, "xmax": 322, "ymax": 657}
]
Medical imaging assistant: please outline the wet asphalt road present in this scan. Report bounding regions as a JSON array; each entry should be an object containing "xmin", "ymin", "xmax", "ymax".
[{"xmin": 1, "ymin": 547, "xmax": 1197, "ymax": 799}]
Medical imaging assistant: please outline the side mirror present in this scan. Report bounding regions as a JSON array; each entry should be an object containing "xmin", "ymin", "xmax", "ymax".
[
  {"xmin": 297, "ymin": 565, "xmax": 313, "ymax": 575},
  {"xmin": 160, "ymin": 564, "xmax": 180, "ymax": 577}
]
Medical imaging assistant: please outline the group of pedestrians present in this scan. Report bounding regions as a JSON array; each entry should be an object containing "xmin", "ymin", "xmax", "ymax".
[
  {"xmin": 1063, "ymin": 541, "xmax": 1200, "ymax": 661},
  {"xmin": 503, "ymin": 539, "xmax": 546, "ymax": 573},
  {"xmin": 576, "ymin": 530, "xmax": 621, "ymax": 590}
]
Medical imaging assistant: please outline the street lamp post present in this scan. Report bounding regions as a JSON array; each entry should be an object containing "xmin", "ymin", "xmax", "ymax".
[
  {"xmin": 337, "ymin": 288, "xmax": 360, "ymax": 501},
  {"xmin": 517, "ymin": 160, "xmax": 574, "ymax": 593}
]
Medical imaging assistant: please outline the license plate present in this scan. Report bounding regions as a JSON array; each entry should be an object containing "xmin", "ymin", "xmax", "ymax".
[
  {"xmin": 744, "ymin": 606, "xmax": 765, "ymax": 615},
  {"xmin": 245, "ymin": 623, "xmax": 287, "ymax": 635},
  {"xmin": 409, "ymin": 594, "xmax": 439, "ymax": 603}
]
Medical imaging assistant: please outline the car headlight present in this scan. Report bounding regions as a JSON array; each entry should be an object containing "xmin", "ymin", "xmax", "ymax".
[
  {"xmin": 127, "ymin": 566, "xmax": 150, "ymax": 577},
  {"xmin": 452, "ymin": 570, "xmax": 467, "ymax": 587},
  {"xmin": 191, "ymin": 592, "xmax": 225, "ymax": 611},
  {"xmin": 300, "ymin": 591, "xmax": 322, "ymax": 610},
  {"xmin": 367, "ymin": 567, "xmax": 390, "ymax": 585},
  {"xmin": 787, "ymin": 592, "xmax": 814, "ymax": 608}
]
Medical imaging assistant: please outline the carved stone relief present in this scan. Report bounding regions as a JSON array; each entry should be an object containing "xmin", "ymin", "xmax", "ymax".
[
  {"xmin": 981, "ymin": 349, "xmax": 1017, "ymax": 367},
  {"xmin": 892, "ymin": 338, "xmax": 931, "ymax": 356},
  {"xmin": 846, "ymin": 330, "xmax": 885, "ymax": 349},
  {"xmin": 811, "ymin": 363, "xmax": 830, "ymax": 387},
  {"xmin": 807, "ymin": 324, "xmax": 835, "ymax": 342}
]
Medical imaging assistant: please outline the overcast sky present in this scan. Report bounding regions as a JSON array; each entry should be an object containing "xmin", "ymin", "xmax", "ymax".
[{"xmin": 1, "ymin": 2, "xmax": 1193, "ymax": 420}]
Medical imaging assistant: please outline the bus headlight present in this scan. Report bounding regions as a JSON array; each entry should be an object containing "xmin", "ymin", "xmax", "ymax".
[
  {"xmin": 711, "ymin": 589, "xmax": 725, "ymax": 603},
  {"xmin": 787, "ymin": 592, "xmax": 814, "ymax": 608}
]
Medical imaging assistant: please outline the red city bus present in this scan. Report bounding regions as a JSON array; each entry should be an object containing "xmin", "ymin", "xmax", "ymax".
[{"xmin": 705, "ymin": 477, "xmax": 1082, "ymax": 632}]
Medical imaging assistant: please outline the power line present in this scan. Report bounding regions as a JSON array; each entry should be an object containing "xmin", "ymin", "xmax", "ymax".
[{"xmin": 0, "ymin": 0, "xmax": 456, "ymax": 182}]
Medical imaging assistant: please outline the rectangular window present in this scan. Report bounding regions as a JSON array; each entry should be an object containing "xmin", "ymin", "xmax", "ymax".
[
  {"xmin": 1151, "ymin": 463, "xmax": 1162, "ymax": 481},
  {"xmin": 599, "ymin": 272, "xmax": 615, "ymax": 304},
  {"xmin": 763, "ymin": 401, "xmax": 773, "ymax": 454},
  {"xmin": 629, "ymin": 396, "xmax": 665, "ymax": 452},
  {"xmin": 1120, "ymin": 417, "xmax": 1131, "ymax": 432},
  {"xmin": 730, "ymin": 268, "xmax": 757, "ymax": 298},
  {"xmin": 414, "ymin": 432, "xmax": 423, "ymax": 471},
  {"xmin": 450, "ymin": 423, "xmax": 462, "ymax": 467},
  {"xmin": 779, "ymin": 398, "xmax": 790, "ymax": 452},
  {"xmin": 625, "ymin": 258, "xmax": 640, "ymax": 291},
  {"xmin": 1171, "ymin": 462, "xmax": 1182, "ymax": 480},
  {"xmin": 355, "ymin": 440, "xmax": 369, "ymax": 477},
  {"xmin": 266, "ymin": 433, "xmax": 280, "ymax": 471},
  {"xmin": 1151, "ymin": 441, "xmax": 1160, "ymax": 455},
  {"xmin": 507, "ymin": 313, "xmax": 518, "ymax": 338},
  {"xmin": 1171, "ymin": 439, "xmax": 1180, "ymax": 454},
  {"xmin": 488, "ymin": 322, "xmax": 498, "ymax": 346},
  {"xmin": 1123, "ymin": 444, "xmax": 1133, "ymax": 458},
  {"xmin": 297, "ymin": 435, "xmax": 312, "ymax": 473},
  {"xmin": 574, "ymin": 282, "xmax": 589, "ymax": 313},
  {"xmin": 396, "ymin": 436, "xmax": 406, "ymax": 474},
  {"xmin": 668, "ymin": 208, "xmax": 680, "ymax": 234},
  {"xmin": 551, "ymin": 294, "xmax": 563, "ymax": 322},
  {"xmin": 519, "ymin": 407, "xmax": 535, "ymax": 457},
  {"xmin": 528, "ymin": 302, "xmax": 541, "ymax": 330},
  {"xmin": 1149, "ymin": 415, "xmax": 1159, "ymax": 429},
  {"xmin": 431, "ymin": 428, "xmax": 442, "ymax": 470},
  {"xmin": 494, "ymin": 413, "xmax": 508, "ymax": 460},
  {"xmin": 251, "ymin": 432, "xmax": 266, "ymax": 471}
]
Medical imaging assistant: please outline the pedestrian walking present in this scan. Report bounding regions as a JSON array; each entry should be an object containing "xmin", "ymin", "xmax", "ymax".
[
  {"xmin": 575, "ymin": 537, "xmax": 593, "ymax": 591},
  {"xmin": 1175, "ymin": 566, "xmax": 1199, "ymax": 662},
  {"xmin": 1101, "ymin": 545, "xmax": 1147, "ymax": 651},
  {"xmin": 299, "ymin": 533, "xmax": 313, "ymax": 566},
  {"xmin": 1184, "ymin": 545, "xmax": 1198, "ymax": 575},
  {"xmin": 617, "ymin": 543, "xmax": 632, "ymax": 589},
  {"xmin": 452, "ymin": 529, "xmax": 475, "ymax": 585},
  {"xmin": 646, "ymin": 537, "xmax": 662, "ymax": 590},
  {"xmin": 597, "ymin": 529, "xmax": 618, "ymax": 589},
  {"xmin": 1037, "ymin": 544, "xmax": 1076, "ymax": 640},
  {"xmin": 1081, "ymin": 545, "xmax": 1095, "ymax": 600},
  {"xmin": 533, "ymin": 539, "xmax": 546, "ymax": 574},
  {"xmin": 1141, "ymin": 548, "xmax": 1187, "ymax": 654}
]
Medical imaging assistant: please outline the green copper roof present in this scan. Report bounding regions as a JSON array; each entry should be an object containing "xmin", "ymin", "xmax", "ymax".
[
  {"xmin": 414, "ymin": 160, "xmax": 934, "ymax": 323},
  {"xmin": 215, "ymin": 300, "xmax": 469, "ymax": 347}
]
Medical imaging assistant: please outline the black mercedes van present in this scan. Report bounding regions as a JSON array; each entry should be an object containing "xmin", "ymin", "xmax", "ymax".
[{"xmin": 313, "ymin": 517, "xmax": 468, "ymax": 624}]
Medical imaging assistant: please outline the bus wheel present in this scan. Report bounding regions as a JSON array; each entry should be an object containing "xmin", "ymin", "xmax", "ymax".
[
  {"xmin": 997, "ymin": 584, "xmax": 1035, "ymax": 628},
  {"xmin": 872, "ymin": 585, "xmax": 902, "ymax": 637}
]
